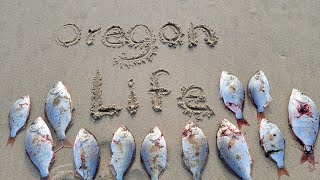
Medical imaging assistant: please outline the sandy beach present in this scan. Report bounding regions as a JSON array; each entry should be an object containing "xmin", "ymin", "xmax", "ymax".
[{"xmin": 1, "ymin": 0, "xmax": 320, "ymax": 179}]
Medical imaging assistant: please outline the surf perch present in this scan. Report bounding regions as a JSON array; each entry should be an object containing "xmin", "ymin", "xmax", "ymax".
[
  {"xmin": 45, "ymin": 81, "xmax": 74, "ymax": 152},
  {"xmin": 74, "ymin": 128, "xmax": 100, "ymax": 180},
  {"xmin": 182, "ymin": 121, "xmax": 208, "ymax": 180},
  {"xmin": 288, "ymin": 89, "xmax": 319, "ymax": 167},
  {"xmin": 111, "ymin": 126, "xmax": 136, "ymax": 180},
  {"xmin": 220, "ymin": 71, "xmax": 248, "ymax": 129},
  {"xmin": 141, "ymin": 126, "xmax": 167, "ymax": 180},
  {"xmin": 25, "ymin": 117, "xmax": 55, "ymax": 180},
  {"xmin": 259, "ymin": 118, "xmax": 289, "ymax": 177},
  {"xmin": 7, "ymin": 95, "xmax": 31, "ymax": 145},
  {"xmin": 248, "ymin": 70, "xmax": 272, "ymax": 120},
  {"xmin": 217, "ymin": 119, "xmax": 252, "ymax": 180}
]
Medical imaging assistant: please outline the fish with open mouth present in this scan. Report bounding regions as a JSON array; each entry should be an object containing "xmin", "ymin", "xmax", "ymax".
[
  {"xmin": 288, "ymin": 89, "xmax": 319, "ymax": 167},
  {"xmin": 260, "ymin": 118, "xmax": 289, "ymax": 177},
  {"xmin": 25, "ymin": 117, "xmax": 55, "ymax": 180},
  {"xmin": 220, "ymin": 71, "xmax": 249, "ymax": 129},
  {"xmin": 217, "ymin": 119, "xmax": 252, "ymax": 180},
  {"xmin": 182, "ymin": 121, "xmax": 208, "ymax": 180},
  {"xmin": 110, "ymin": 125, "xmax": 136, "ymax": 180},
  {"xmin": 74, "ymin": 128, "xmax": 100, "ymax": 180},
  {"xmin": 248, "ymin": 70, "xmax": 272, "ymax": 120},
  {"xmin": 45, "ymin": 81, "xmax": 74, "ymax": 152},
  {"xmin": 141, "ymin": 126, "xmax": 167, "ymax": 180},
  {"xmin": 7, "ymin": 95, "xmax": 31, "ymax": 145}
]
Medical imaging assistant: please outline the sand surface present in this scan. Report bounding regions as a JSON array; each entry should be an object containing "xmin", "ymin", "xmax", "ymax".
[{"xmin": 1, "ymin": 0, "xmax": 320, "ymax": 179}]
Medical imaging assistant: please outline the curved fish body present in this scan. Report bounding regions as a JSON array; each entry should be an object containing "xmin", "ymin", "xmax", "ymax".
[
  {"xmin": 260, "ymin": 118, "xmax": 289, "ymax": 177},
  {"xmin": 182, "ymin": 121, "xmax": 208, "ymax": 180},
  {"xmin": 141, "ymin": 126, "xmax": 167, "ymax": 180},
  {"xmin": 220, "ymin": 71, "xmax": 248, "ymax": 129},
  {"xmin": 288, "ymin": 89, "xmax": 319, "ymax": 166},
  {"xmin": 74, "ymin": 128, "xmax": 100, "ymax": 180},
  {"xmin": 248, "ymin": 70, "xmax": 272, "ymax": 120},
  {"xmin": 8, "ymin": 95, "xmax": 31, "ymax": 145},
  {"xmin": 45, "ymin": 81, "xmax": 74, "ymax": 151},
  {"xmin": 217, "ymin": 119, "xmax": 252, "ymax": 180},
  {"xmin": 111, "ymin": 126, "xmax": 136, "ymax": 180},
  {"xmin": 25, "ymin": 117, "xmax": 54, "ymax": 180}
]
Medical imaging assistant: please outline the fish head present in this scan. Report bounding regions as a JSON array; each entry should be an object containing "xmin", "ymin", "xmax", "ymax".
[
  {"xmin": 260, "ymin": 118, "xmax": 272, "ymax": 129},
  {"xmin": 29, "ymin": 117, "xmax": 45, "ymax": 132},
  {"xmin": 183, "ymin": 121, "xmax": 199, "ymax": 137},
  {"xmin": 76, "ymin": 128, "xmax": 91, "ymax": 142},
  {"xmin": 219, "ymin": 119, "xmax": 240, "ymax": 136},
  {"xmin": 254, "ymin": 70, "xmax": 265, "ymax": 80},
  {"xmin": 292, "ymin": 89, "xmax": 309, "ymax": 103},
  {"xmin": 50, "ymin": 81, "xmax": 68, "ymax": 97},
  {"xmin": 115, "ymin": 125, "xmax": 129, "ymax": 139},
  {"xmin": 17, "ymin": 95, "xmax": 30, "ymax": 105},
  {"xmin": 148, "ymin": 126, "xmax": 162, "ymax": 141},
  {"xmin": 221, "ymin": 71, "xmax": 234, "ymax": 81}
]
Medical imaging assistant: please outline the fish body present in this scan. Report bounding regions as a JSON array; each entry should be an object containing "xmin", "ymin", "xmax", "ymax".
[
  {"xmin": 8, "ymin": 95, "xmax": 31, "ymax": 145},
  {"xmin": 25, "ymin": 117, "xmax": 54, "ymax": 180},
  {"xmin": 217, "ymin": 119, "xmax": 252, "ymax": 180},
  {"xmin": 288, "ymin": 89, "xmax": 319, "ymax": 166},
  {"xmin": 111, "ymin": 126, "xmax": 136, "ymax": 180},
  {"xmin": 259, "ymin": 118, "xmax": 289, "ymax": 177},
  {"xmin": 45, "ymin": 81, "xmax": 73, "ymax": 151},
  {"xmin": 141, "ymin": 126, "xmax": 167, "ymax": 180},
  {"xmin": 74, "ymin": 128, "xmax": 100, "ymax": 180},
  {"xmin": 220, "ymin": 71, "xmax": 248, "ymax": 129},
  {"xmin": 248, "ymin": 70, "xmax": 272, "ymax": 119},
  {"xmin": 182, "ymin": 121, "xmax": 208, "ymax": 180}
]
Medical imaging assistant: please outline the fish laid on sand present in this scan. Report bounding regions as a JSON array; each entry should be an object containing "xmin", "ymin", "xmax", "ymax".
[
  {"xmin": 182, "ymin": 121, "xmax": 208, "ymax": 180},
  {"xmin": 141, "ymin": 126, "xmax": 167, "ymax": 180},
  {"xmin": 259, "ymin": 118, "xmax": 289, "ymax": 177},
  {"xmin": 220, "ymin": 71, "xmax": 249, "ymax": 129},
  {"xmin": 248, "ymin": 70, "xmax": 272, "ymax": 120},
  {"xmin": 25, "ymin": 117, "xmax": 55, "ymax": 180},
  {"xmin": 74, "ymin": 128, "xmax": 100, "ymax": 180},
  {"xmin": 45, "ymin": 81, "xmax": 74, "ymax": 152},
  {"xmin": 7, "ymin": 95, "xmax": 31, "ymax": 145},
  {"xmin": 217, "ymin": 119, "xmax": 252, "ymax": 180},
  {"xmin": 288, "ymin": 89, "xmax": 319, "ymax": 166},
  {"xmin": 111, "ymin": 126, "xmax": 136, "ymax": 180}
]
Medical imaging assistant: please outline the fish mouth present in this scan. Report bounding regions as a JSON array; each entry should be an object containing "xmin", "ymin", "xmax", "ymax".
[
  {"xmin": 149, "ymin": 126, "xmax": 161, "ymax": 141},
  {"xmin": 77, "ymin": 128, "xmax": 90, "ymax": 142},
  {"xmin": 29, "ymin": 117, "xmax": 45, "ymax": 132},
  {"xmin": 292, "ymin": 89, "xmax": 309, "ymax": 103},
  {"xmin": 255, "ymin": 70, "xmax": 264, "ymax": 76}
]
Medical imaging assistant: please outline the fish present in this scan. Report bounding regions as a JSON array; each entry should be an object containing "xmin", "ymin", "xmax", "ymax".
[
  {"xmin": 7, "ymin": 95, "xmax": 31, "ymax": 145},
  {"xmin": 110, "ymin": 125, "xmax": 136, "ymax": 180},
  {"xmin": 25, "ymin": 117, "xmax": 55, "ymax": 180},
  {"xmin": 288, "ymin": 89, "xmax": 319, "ymax": 166},
  {"xmin": 74, "ymin": 128, "xmax": 100, "ymax": 180},
  {"xmin": 45, "ymin": 81, "xmax": 74, "ymax": 152},
  {"xmin": 182, "ymin": 121, "xmax": 208, "ymax": 180},
  {"xmin": 217, "ymin": 119, "xmax": 252, "ymax": 180},
  {"xmin": 220, "ymin": 71, "xmax": 249, "ymax": 129},
  {"xmin": 259, "ymin": 118, "xmax": 289, "ymax": 177},
  {"xmin": 141, "ymin": 126, "xmax": 167, "ymax": 180},
  {"xmin": 248, "ymin": 70, "xmax": 272, "ymax": 120}
]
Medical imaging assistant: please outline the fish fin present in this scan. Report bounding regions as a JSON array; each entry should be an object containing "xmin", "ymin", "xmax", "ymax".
[
  {"xmin": 277, "ymin": 167, "xmax": 289, "ymax": 177},
  {"xmin": 54, "ymin": 138, "xmax": 73, "ymax": 152},
  {"xmin": 75, "ymin": 170, "xmax": 84, "ymax": 180},
  {"xmin": 257, "ymin": 112, "xmax": 265, "ymax": 120},
  {"xmin": 236, "ymin": 119, "xmax": 250, "ymax": 130},
  {"xmin": 110, "ymin": 164, "xmax": 116, "ymax": 176},
  {"xmin": 40, "ymin": 176, "xmax": 50, "ymax": 180},
  {"xmin": 7, "ymin": 137, "xmax": 15, "ymax": 146},
  {"xmin": 301, "ymin": 151, "xmax": 316, "ymax": 166},
  {"xmin": 228, "ymin": 137, "xmax": 237, "ymax": 149},
  {"xmin": 67, "ymin": 121, "xmax": 74, "ymax": 130}
]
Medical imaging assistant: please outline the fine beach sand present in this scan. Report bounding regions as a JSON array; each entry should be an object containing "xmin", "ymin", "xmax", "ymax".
[{"xmin": 1, "ymin": 0, "xmax": 320, "ymax": 179}]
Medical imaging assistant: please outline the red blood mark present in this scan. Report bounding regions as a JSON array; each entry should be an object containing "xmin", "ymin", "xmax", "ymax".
[
  {"xmin": 80, "ymin": 148, "xmax": 87, "ymax": 169},
  {"xmin": 112, "ymin": 139, "xmax": 119, "ymax": 144},
  {"xmin": 183, "ymin": 129, "xmax": 190, "ymax": 137},
  {"xmin": 296, "ymin": 103, "xmax": 313, "ymax": 118}
]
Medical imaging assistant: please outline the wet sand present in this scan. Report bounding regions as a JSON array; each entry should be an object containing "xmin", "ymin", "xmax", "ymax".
[{"xmin": 0, "ymin": 0, "xmax": 320, "ymax": 179}]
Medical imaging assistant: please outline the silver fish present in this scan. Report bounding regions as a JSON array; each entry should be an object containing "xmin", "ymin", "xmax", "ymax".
[
  {"xmin": 182, "ymin": 121, "xmax": 208, "ymax": 180},
  {"xmin": 217, "ymin": 119, "xmax": 252, "ymax": 180},
  {"xmin": 25, "ymin": 117, "xmax": 55, "ymax": 180},
  {"xmin": 248, "ymin": 70, "xmax": 272, "ymax": 120},
  {"xmin": 220, "ymin": 71, "xmax": 248, "ymax": 129},
  {"xmin": 288, "ymin": 89, "xmax": 319, "ymax": 166},
  {"xmin": 111, "ymin": 125, "xmax": 136, "ymax": 180},
  {"xmin": 259, "ymin": 118, "xmax": 289, "ymax": 177},
  {"xmin": 45, "ymin": 81, "xmax": 74, "ymax": 151},
  {"xmin": 74, "ymin": 128, "xmax": 100, "ymax": 180},
  {"xmin": 141, "ymin": 126, "xmax": 167, "ymax": 180},
  {"xmin": 7, "ymin": 95, "xmax": 31, "ymax": 145}
]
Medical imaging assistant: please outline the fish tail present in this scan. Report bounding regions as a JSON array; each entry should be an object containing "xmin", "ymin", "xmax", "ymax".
[
  {"xmin": 40, "ymin": 176, "xmax": 50, "ymax": 180},
  {"xmin": 277, "ymin": 167, "xmax": 289, "ymax": 177},
  {"xmin": 193, "ymin": 172, "xmax": 201, "ymax": 180},
  {"xmin": 151, "ymin": 176, "xmax": 159, "ymax": 180},
  {"xmin": 54, "ymin": 138, "xmax": 73, "ymax": 152},
  {"xmin": 301, "ymin": 151, "xmax": 316, "ymax": 166},
  {"xmin": 236, "ymin": 118, "xmax": 250, "ymax": 129},
  {"xmin": 257, "ymin": 112, "xmax": 265, "ymax": 120},
  {"xmin": 7, "ymin": 137, "xmax": 16, "ymax": 146}
]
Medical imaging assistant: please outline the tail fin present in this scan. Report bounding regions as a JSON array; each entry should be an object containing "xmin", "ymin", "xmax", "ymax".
[
  {"xmin": 7, "ymin": 137, "xmax": 16, "ymax": 146},
  {"xmin": 301, "ymin": 151, "xmax": 315, "ymax": 166},
  {"xmin": 257, "ymin": 112, "xmax": 265, "ymax": 120},
  {"xmin": 277, "ymin": 167, "xmax": 289, "ymax": 177},
  {"xmin": 236, "ymin": 119, "xmax": 250, "ymax": 129},
  {"xmin": 40, "ymin": 176, "xmax": 50, "ymax": 180},
  {"xmin": 54, "ymin": 138, "xmax": 73, "ymax": 152},
  {"xmin": 193, "ymin": 172, "xmax": 201, "ymax": 180}
]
